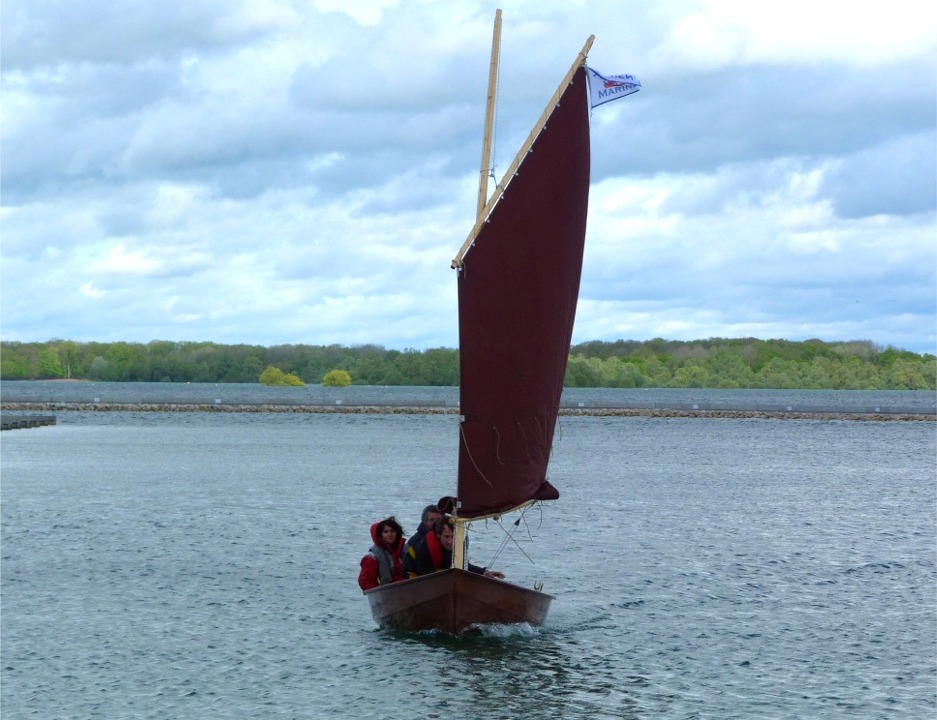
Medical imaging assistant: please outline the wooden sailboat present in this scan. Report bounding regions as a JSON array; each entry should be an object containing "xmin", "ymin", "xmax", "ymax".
[{"xmin": 364, "ymin": 11, "xmax": 594, "ymax": 634}]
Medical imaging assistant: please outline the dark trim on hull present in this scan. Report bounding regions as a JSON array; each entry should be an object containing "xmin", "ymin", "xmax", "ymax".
[{"xmin": 364, "ymin": 569, "xmax": 553, "ymax": 634}]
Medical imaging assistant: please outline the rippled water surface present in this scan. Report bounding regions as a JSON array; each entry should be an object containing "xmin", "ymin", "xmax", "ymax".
[
  {"xmin": 2, "ymin": 410, "xmax": 935, "ymax": 719},
  {"xmin": 3, "ymin": 381, "xmax": 935, "ymax": 414}
]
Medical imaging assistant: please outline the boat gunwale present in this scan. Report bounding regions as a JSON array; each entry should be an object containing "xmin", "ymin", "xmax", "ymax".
[{"xmin": 363, "ymin": 568, "xmax": 556, "ymax": 601}]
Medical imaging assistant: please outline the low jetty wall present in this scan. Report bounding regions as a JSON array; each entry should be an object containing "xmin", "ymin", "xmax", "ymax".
[
  {"xmin": 0, "ymin": 414, "xmax": 57, "ymax": 431},
  {"xmin": 1, "ymin": 401, "xmax": 932, "ymax": 422}
]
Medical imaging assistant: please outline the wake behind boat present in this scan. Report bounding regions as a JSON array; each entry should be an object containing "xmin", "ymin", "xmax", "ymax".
[{"xmin": 364, "ymin": 11, "xmax": 638, "ymax": 635}]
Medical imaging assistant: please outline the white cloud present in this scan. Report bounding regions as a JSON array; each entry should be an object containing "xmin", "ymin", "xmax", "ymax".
[
  {"xmin": 310, "ymin": 0, "xmax": 401, "ymax": 27},
  {"xmin": 80, "ymin": 281, "xmax": 107, "ymax": 299},
  {"xmin": 653, "ymin": 0, "xmax": 937, "ymax": 69},
  {"xmin": 1, "ymin": 0, "xmax": 934, "ymax": 353}
]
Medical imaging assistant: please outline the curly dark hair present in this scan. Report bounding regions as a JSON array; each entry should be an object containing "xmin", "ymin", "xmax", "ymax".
[{"xmin": 377, "ymin": 516, "xmax": 404, "ymax": 541}]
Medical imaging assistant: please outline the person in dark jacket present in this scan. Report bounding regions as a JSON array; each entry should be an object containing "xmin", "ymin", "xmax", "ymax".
[
  {"xmin": 405, "ymin": 518, "xmax": 504, "ymax": 579},
  {"xmin": 402, "ymin": 504, "xmax": 443, "ymax": 577},
  {"xmin": 358, "ymin": 516, "xmax": 406, "ymax": 591}
]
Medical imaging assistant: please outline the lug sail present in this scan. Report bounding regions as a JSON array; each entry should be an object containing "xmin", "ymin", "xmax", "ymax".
[
  {"xmin": 366, "ymin": 25, "xmax": 597, "ymax": 633},
  {"xmin": 454, "ymin": 66, "xmax": 591, "ymax": 520}
]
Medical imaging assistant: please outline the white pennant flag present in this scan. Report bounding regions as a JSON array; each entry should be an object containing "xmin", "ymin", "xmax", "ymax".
[{"xmin": 587, "ymin": 68, "xmax": 641, "ymax": 108}]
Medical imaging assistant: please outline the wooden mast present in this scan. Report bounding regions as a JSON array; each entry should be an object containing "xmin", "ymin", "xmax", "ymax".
[
  {"xmin": 454, "ymin": 8, "xmax": 503, "ymax": 574},
  {"xmin": 476, "ymin": 9, "xmax": 502, "ymax": 221},
  {"xmin": 452, "ymin": 33, "xmax": 595, "ymax": 269}
]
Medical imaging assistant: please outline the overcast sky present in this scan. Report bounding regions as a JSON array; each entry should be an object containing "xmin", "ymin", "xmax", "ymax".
[{"xmin": 2, "ymin": 0, "xmax": 935, "ymax": 353}]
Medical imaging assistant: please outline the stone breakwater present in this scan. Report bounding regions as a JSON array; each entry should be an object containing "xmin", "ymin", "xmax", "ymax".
[{"xmin": 1, "ymin": 402, "xmax": 932, "ymax": 421}]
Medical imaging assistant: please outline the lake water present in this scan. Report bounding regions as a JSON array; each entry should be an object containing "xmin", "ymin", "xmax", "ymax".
[
  {"xmin": 3, "ymin": 381, "xmax": 936, "ymax": 414},
  {"xmin": 2, "ymin": 397, "xmax": 935, "ymax": 718}
]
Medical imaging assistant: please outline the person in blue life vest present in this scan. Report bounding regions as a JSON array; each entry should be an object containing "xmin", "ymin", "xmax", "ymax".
[
  {"xmin": 358, "ymin": 516, "xmax": 406, "ymax": 591},
  {"xmin": 404, "ymin": 518, "xmax": 505, "ymax": 579},
  {"xmin": 402, "ymin": 504, "xmax": 443, "ymax": 575}
]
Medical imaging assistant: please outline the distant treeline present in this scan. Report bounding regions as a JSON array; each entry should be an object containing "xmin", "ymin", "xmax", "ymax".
[{"xmin": 0, "ymin": 338, "xmax": 934, "ymax": 390}]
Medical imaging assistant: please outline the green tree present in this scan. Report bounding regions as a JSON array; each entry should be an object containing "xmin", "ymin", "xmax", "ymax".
[
  {"xmin": 322, "ymin": 369, "xmax": 352, "ymax": 387},
  {"xmin": 88, "ymin": 356, "xmax": 118, "ymax": 381},
  {"xmin": 564, "ymin": 356, "xmax": 604, "ymax": 387},
  {"xmin": 0, "ymin": 343, "xmax": 31, "ymax": 379},
  {"xmin": 603, "ymin": 357, "xmax": 647, "ymax": 387},
  {"xmin": 259, "ymin": 365, "xmax": 305, "ymax": 386},
  {"xmin": 921, "ymin": 355, "xmax": 937, "ymax": 388},
  {"xmin": 759, "ymin": 357, "xmax": 797, "ymax": 388},
  {"xmin": 642, "ymin": 355, "xmax": 673, "ymax": 386},
  {"xmin": 58, "ymin": 340, "xmax": 79, "ymax": 378},
  {"xmin": 238, "ymin": 355, "xmax": 265, "ymax": 382},
  {"xmin": 105, "ymin": 342, "xmax": 135, "ymax": 379},
  {"xmin": 709, "ymin": 351, "xmax": 756, "ymax": 388},
  {"xmin": 672, "ymin": 358, "xmax": 708, "ymax": 388},
  {"xmin": 1, "ymin": 337, "xmax": 934, "ymax": 389},
  {"xmin": 259, "ymin": 366, "xmax": 285, "ymax": 385},
  {"xmin": 886, "ymin": 359, "xmax": 929, "ymax": 390},
  {"xmin": 38, "ymin": 347, "xmax": 64, "ymax": 378}
]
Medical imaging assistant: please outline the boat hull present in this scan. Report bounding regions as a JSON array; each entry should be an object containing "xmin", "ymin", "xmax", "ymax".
[{"xmin": 364, "ymin": 569, "xmax": 553, "ymax": 634}]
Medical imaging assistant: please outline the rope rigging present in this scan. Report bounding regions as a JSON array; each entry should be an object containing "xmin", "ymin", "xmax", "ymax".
[{"xmin": 484, "ymin": 502, "xmax": 544, "ymax": 569}]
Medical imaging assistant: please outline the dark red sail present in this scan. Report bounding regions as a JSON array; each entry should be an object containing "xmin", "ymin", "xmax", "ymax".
[{"xmin": 455, "ymin": 67, "xmax": 591, "ymax": 519}]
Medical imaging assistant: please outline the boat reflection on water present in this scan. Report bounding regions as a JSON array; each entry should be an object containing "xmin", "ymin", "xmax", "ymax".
[{"xmin": 379, "ymin": 620, "xmax": 643, "ymax": 719}]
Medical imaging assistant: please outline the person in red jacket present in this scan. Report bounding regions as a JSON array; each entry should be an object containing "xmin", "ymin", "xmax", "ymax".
[{"xmin": 357, "ymin": 516, "xmax": 406, "ymax": 591}]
